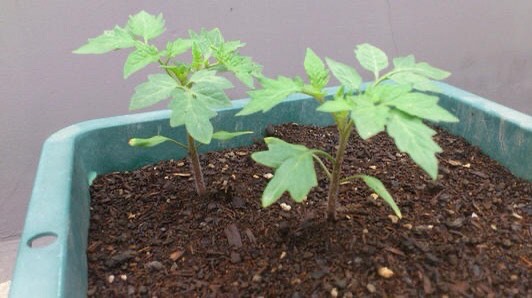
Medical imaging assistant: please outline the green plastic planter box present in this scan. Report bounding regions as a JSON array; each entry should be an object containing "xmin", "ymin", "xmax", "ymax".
[{"xmin": 10, "ymin": 83, "xmax": 531, "ymax": 297}]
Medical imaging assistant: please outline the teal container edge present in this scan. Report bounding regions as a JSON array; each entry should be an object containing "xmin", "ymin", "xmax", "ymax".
[{"xmin": 10, "ymin": 83, "xmax": 531, "ymax": 297}]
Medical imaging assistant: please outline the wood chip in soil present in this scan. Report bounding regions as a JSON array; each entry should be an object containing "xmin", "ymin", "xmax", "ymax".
[{"xmin": 88, "ymin": 124, "xmax": 531, "ymax": 297}]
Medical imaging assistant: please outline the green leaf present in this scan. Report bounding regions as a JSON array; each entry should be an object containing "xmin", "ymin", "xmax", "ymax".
[
  {"xmin": 252, "ymin": 138, "xmax": 317, "ymax": 206},
  {"xmin": 325, "ymin": 58, "xmax": 362, "ymax": 91},
  {"xmin": 359, "ymin": 175, "xmax": 401, "ymax": 218},
  {"xmin": 189, "ymin": 28, "xmax": 224, "ymax": 58},
  {"xmin": 366, "ymin": 83, "xmax": 412, "ymax": 104},
  {"xmin": 393, "ymin": 56, "xmax": 450, "ymax": 80},
  {"xmin": 189, "ymin": 42, "xmax": 203, "ymax": 70},
  {"xmin": 189, "ymin": 70, "xmax": 233, "ymax": 108},
  {"xmin": 165, "ymin": 38, "xmax": 193, "ymax": 58},
  {"xmin": 126, "ymin": 11, "xmax": 165, "ymax": 42},
  {"xmin": 354, "ymin": 43, "xmax": 389, "ymax": 77},
  {"xmin": 389, "ymin": 72, "xmax": 442, "ymax": 92},
  {"xmin": 304, "ymin": 48, "xmax": 329, "ymax": 90},
  {"xmin": 237, "ymin": 76, "xmax": 303, "ymax": 115},
  {"xmin": 128, "ymin": 135, "xmax": 174, "ymax": 147},
  {"xmin": 392, "ymin": 55, "xmax": 415, "ymax": 68},
  {"xmin": 190, "ymin": 70, "xmax": 233, "ymax": 88},
  {"xmin": 350, "ymin": 95, "xmax": 390, "ymax": 139},
  {"xmin": 169, "ymin": 91, "xmax": 217, "ymax": 144},
  {"xmin": 123, "ymin": 43, "xmax": 160, "ymax": 78},
  {"xmin": 317, "ymin": 97, "xmax": 352, "ymax": 113},
  {"xmin": 212, "ymin": 130, "xmax": 253, "ymax": 141},
  {"xmin": 73, "ymin": 26, "xmax": 135, "ymax": 54},
  {"xmin": 129, "ymin": 74, "xmax": 178, "ymax": 110},
  {"xmin": 386, "ymin": 111, "xmax": 442, "ymax": 179},
  {"xmin": 386, "ymin": 92, "xmax": 459, "ymax": 122},
  {"xmin": 213, "ymin": 41, "xmax": 262, "ymax": 88}
]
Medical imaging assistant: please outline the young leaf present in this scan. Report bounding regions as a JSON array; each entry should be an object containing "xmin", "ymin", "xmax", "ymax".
[
  {"xmin": 389, "ymin": 72, "xmax": 441, "ymax": 92},
  {"xmin": 237, "ymin": 76, "xmax": 303, "ymax": 115},
  {"xmin": 304, "ymin": 48, "xmax": 329, "ymax": 90},
  {"xmin": 386, "ymin": 111, "xmax": 442, "ymax": 179},
  {"xmin": 73, "ymin": 26, "xmax": 135, "ymax": 54},
  {"xmin": 325, "ymin": 58, "xmax": 362, "ymax": 91},
  {"xmin": 169, "ymin": 91, "xmax": 217, "ymax": 144},
  {"xmin": 189, "ymin": 28, "xmax": 224, "ymax": 58},
  {"xmin": 385, "ymin": 92, "xmax": 459, "ymax": 122},
  {"xmin": 165, "ymin": 38, "xmax": 193, "ymax": 58},
  {"xmin": 128, "ymin": 135, "xmax": 174, "ymax": 147},
  {"xmin": 212, "ymin": 130, "xmax": 253, "ymax": 141},
  {"xmin": 190, "ymin": 70, "xmax": 233, "ymax": 88},
  {"xmin": 126, "ymin": 11, "xmax": 165, "ymax": 42},
  {"xmin": 366, "ymin": 84, "xmax": 412, "ymax": 104},
  {"xmin": 123, "ymin": 43, "xmax": 160, "ymax": 78},
  {"xmin": 189, "ymin": 70, "xmax": 233, "ymax": 108},
  {"xmin": 129, "ymin": 74, "xmax": 179, "ymax": 110},
  {"xmin": 354, "ymin": 43, "xmax": 389, "ymax": 77},
  {"xmin": 393, "ymin": 56, "xmax": 450, "ymax": 80},
  {"xmin": 316, "ymin": 97, "xmax": 352, "ymax": 113},
  {"xmin": 359, "ymin": 175, "xmax": 401, "ymax": 218},
  {"xmin": 252, "ymin": 138, "xmax": 317, "ymax": 206},
  {"xmin": 392, "ymin": 55, "xmax": 415, "ymax": 68},
  {"xmin": 350, "ymin": 95, "xmax": 390, "ymax": 139}
]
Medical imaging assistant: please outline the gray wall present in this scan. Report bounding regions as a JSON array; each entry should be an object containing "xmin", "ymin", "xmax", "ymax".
[{"xmin": 1, "ymin": 1, "xmax": 531, "ymax": 240}]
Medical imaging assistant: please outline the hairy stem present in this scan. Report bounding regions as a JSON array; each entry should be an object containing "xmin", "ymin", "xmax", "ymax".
[
  {"xmin": 187, "ymin": 133, "xmax": 206, "ymax": 196},
  {"xmin": 326, "ymin": 123, "xmax": 352, "ymax": 221}
]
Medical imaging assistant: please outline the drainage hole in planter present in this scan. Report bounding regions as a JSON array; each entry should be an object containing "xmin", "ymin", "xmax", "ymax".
[{"xmin": 27, "ymin": 232, "xmax": 58, "ymax": 248}]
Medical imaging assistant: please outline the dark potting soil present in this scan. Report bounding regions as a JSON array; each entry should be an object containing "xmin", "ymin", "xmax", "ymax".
[{"xmin": 88, "ymin": 124, "xmax": 531, "ymax": 297}]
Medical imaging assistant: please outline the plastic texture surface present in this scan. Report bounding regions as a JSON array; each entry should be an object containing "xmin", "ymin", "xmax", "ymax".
[{"xmin": 10, "ymin": 83, "xmax": 531, "ymax": 297}]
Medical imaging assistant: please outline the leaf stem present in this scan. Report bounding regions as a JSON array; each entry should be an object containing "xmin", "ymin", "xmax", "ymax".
[
  {"xmin": 312, "ymin": 154, "xmax": 332, "ymax": 180},
  {"xmin": 311, "ymin": 149, "xmax": 335, "ymax": 163}
]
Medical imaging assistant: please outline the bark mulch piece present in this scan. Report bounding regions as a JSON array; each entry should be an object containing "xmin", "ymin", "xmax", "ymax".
[{"xmin": 88, "ymin": 124, "xmax": 531, "ymax": 297}]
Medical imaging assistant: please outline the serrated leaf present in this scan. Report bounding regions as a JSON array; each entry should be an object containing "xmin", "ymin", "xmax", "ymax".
[
  {"xmin": 165, "ymin": 38, "xmax": 193, "ymax": 58},
  {"xmin": 393, "ymin": 56, "xmax": 450, "ymax": 81},
  {"xmin": 212, "ymin": 130, "xmax": 253, "ymax": 141},
  {"xmin": 191, "ymin": 42, "xmax": 203, "ymax": 69},
  {"xmin": 325, "ymin": 58, "xmax": 362, "ymax": 91},
  {"xmin": 359, "ymin": 175, "xmax": 401, "ymax": 218},
  {"xmin": 189, "ymin": 28, "xmax": 224, "ymax": 58},
  {"xmin": 126, "ymin": 11, "xmax": 165, "ymax": 42},
  {"xmin": 73, "ymin": 26, "xmax": 135, "ymax": 54},
  {"xmin": 350, "ymin": 95, "xmax": 390, "ymax": 139},
  {"xmin": 366, "ymin": 83, "xmax": 412, "ymax": 104},
  {"xmin": 392, "ymin": 55, "xmax": 416, "ymax": 68},
  {"xmin": 252, "ymin": 137, "xmax": 311, "ymax": 168},
  {"xmin": 386, "ymin": 92, "xmax": 459, "ymax": 122},
  {"xmin": 386, "ymin": 111, "xmax": 442, "ymax": 179},
  {"xmin": 190, "ymin": 70, "xmax": 233, "ymax": 88},
  {"xmin": 237, "ymin": 76, "xmax": 303, "ymax": 115},
  {"xmin": 354, "ymin": 43, "xmax": 389, "ymax": 77},
  {"xmin": 169, "ymin": 91, "xmax": 217, "ymax": 144},
  {"xmin": 317, "ymin": 97, "xmax": 352, "ymax": 113},
  {"xmin": 389, "ymin": 72, "xmax": 442, "ymax": 92},
  {"xmin": 128, "ymin": 135, "xmax": 174, "ymax": 147},
  {"xmin": 123, "ymin": 43, "xmax": 160, "ymax": 78},
  {"xmin": 214, "ymin": 44, "xmax": 262, "ymax": 88},
  {"xmin": 413, "ymin": 63, "xmax": 450, "ymax": 80},
  {"xmin": 304, "ymin": 48, "xmax": 329, "ymax": 90},
  {"xmin": 252, "ymin": 137, "xmax": 317, "ymax": 206},
  {"xmin": 191, "ymin": 83, "xmax": 232, "ymax": 108},
  {"xmin": 129, "ymin": 74, "xmax": 178, "ymax": 110}
]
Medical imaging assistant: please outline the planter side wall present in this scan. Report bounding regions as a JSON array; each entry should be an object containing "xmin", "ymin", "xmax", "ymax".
[{"xmin": 9, "ymin": 83, "xmax": 531, "ymax": 297}]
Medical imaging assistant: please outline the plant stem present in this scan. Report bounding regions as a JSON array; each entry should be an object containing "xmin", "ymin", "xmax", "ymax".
[
  {"xmin": 326, "ymin": 123, "xmax": 352, "ymax": 221},
  {"xmin": 187, "ymin": 133, "xmax": 206, "ymax": 196}
]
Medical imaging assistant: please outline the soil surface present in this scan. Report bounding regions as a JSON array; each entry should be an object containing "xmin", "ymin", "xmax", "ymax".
[{"xmin": 88, "ymin": 124, "xmax": 531, "ymax": 297}]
